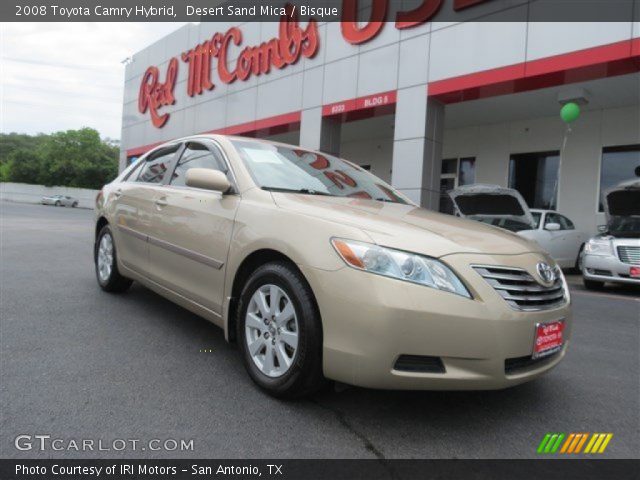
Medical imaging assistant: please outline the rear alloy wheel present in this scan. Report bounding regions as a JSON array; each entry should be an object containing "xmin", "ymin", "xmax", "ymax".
[
  {"xmin": 237, "ymin": 262, "xmax": 324, "ymax": 398},
  {"xmin": 583, "ymin": 278, "xmax": 605, "ymax": 290},
  {"xmin": 95, "ymin": 225, "xmax": 132, "ymax": 293}
]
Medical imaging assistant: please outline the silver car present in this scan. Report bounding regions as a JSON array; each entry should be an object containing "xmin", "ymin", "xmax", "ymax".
[
  {"xmin": 41, "ymin": 195, "xmax": 79, "ymax": 207},
  {"xmin": 583, "ymin": 179, "xmax": 640, "ymax": 289}
]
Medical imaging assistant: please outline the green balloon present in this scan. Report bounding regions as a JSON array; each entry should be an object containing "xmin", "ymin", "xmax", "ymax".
[{"xmin": 560, "ymin": 102, "xmax": 581, "ymax": 123}]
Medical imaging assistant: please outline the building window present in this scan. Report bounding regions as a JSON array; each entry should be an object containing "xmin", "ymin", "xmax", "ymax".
[
  {"xmin": 509, "ymin": 151, "xmax": 559, "ymax": 210},
  {"xmin": 598, "ymin": 145, "xmax": 640, "ymax": 211},
  {"xmin": 439, "ymin": 157, "xmax": 476, "ymax": 214}
]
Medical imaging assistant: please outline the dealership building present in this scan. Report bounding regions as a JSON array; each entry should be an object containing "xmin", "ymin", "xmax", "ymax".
[{"xmin": 121, "ymin": 4, "xmax": 640, "ymax": 234}]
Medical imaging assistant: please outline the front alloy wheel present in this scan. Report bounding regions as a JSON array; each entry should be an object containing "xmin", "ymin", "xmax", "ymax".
[
  {"xmin": 245, "ymin": 284, "xmax": 299, "ymax": 378},
  {"xmin": 237, "ymin": 262, "xmax": 324, "ymax": 398}
]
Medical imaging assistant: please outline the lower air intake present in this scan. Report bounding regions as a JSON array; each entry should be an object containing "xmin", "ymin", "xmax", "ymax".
[{"xmin": 394, "ymin": 355, "xmax": 445, "ymax": 373}]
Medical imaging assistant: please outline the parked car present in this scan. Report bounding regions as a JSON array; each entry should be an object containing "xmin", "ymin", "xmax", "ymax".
[
  {"xmin": 41, "ymin": 195, "xmax": 78, "ymax": 207},
  {"xmin": 448, "ymin": 185, "xmax": 586, "ymax": 270},
  {"xmin": 582, "ymin": 179, "xmax": 640, "ymax": 289},
  {"xmin": 94, "ymin": 136, "xmax": 571, "ymax": 398}
]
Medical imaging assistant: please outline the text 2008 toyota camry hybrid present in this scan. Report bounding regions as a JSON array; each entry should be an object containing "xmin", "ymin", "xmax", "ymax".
[{"xmin": 94, "ymin": 135, "xmax": 571, "ymax": 398}]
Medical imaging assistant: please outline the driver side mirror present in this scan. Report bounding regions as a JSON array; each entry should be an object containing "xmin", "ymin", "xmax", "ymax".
[
  {"xmin": 545, "ymin": 222, "xmax": 561, "ymax": 231},
  {"xmin": 186, "ymin": 168, "xmax": 231, "ymax": 193}
]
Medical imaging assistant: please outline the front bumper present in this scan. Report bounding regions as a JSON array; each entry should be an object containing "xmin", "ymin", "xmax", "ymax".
[
  {"xmin": 583, "ymin": 254, "xmax": 640, "ymax": 285},
  {"xmin": 301, "ymin": 252, "xmax": 572, "ymax": 390}
]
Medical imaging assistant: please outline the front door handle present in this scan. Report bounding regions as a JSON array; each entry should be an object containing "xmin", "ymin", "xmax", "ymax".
[{"xmin": 155, "ymin": 198, "xmax": 168, "ymax": 207}]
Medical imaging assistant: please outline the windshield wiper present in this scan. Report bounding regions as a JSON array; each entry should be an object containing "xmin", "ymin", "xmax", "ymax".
[{"xmin": 262, "ymin": 187, "xmax": 332, "ymax": 196}]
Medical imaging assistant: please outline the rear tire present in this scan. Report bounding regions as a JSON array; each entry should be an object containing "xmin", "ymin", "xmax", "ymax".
[
  {"xmin": 95, "ymin": 225, "xmax": 132, "ymax": 293},
  {"xmin": 55, "ymin": 201, "xmax": 61, "ymax": 207},
  {"xmin": 72, "ymin": 202, "xmax": 78, "ymax": 208},
  {"xmin": 583, "ymin": 278, "xmax": 605, "ymax": 290},
  {"xmin": 237, "ymin": 261, "xmax": 324, "ymax": 399}
]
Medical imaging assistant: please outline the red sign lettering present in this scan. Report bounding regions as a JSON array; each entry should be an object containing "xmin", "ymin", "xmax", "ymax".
[
  {"xmin": 182, "ymin": 4, "xmax": 318, "ymax": 96},
  {"xmin": 138, "ymin": 57, "xmax": 178, "ymax": 128},
  {"xmin": 138, "ymin": 0, "xmax": 492, "ymax": 127},
  {"xmin": 341, "ymin": 0, "xmax": 490, "ymax": 44}
]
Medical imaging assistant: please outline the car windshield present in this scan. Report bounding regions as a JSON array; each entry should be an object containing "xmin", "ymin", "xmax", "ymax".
[
  {"xmin": 531, "ymin": 212, "xmax": 542, "ymax": 229},
  {"xmin": 232, "ymin": 140, "xmax": 409, "ymax": 204},
  {"xmin": 607, "ymin": 216, "xmax": 640, "ymax": 237}
]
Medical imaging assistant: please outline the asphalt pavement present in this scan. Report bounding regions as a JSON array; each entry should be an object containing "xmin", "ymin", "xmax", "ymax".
[{"xmin": 1, "ymin": 201, "xmax": 638, "ymax": 459}]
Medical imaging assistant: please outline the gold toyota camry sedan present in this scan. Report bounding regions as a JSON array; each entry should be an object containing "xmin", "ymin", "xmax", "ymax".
[{"xmin": 94, "ymin": 135, "xmax": 571, "ymax": 398}]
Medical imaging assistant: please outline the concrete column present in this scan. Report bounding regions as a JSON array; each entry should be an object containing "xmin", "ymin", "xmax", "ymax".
[
  {"xmin": 391, "ymin": 86, "xmax": 444, "ymax": 210},
  {"xmin": 300, "ymin": 107, "xmax": 342, "ymax": 155}
]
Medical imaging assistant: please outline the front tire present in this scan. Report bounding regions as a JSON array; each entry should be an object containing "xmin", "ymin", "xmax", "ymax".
[
  {"xmin": 95, "ymin": 225, "xmax": 132, "ymax": 293},
  {"xmin": 575, "ymin": 245, "xmax": 585, "ymax": 273},
  {"xmin": 583, "ymin": 278, "xmax": 605, "ymax": 290},
  {"xmin": 237, "ymin": 262, "xmax": 324, "ymax": 399}
]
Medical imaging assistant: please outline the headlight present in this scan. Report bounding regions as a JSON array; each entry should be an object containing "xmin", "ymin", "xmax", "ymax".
[
  {"xmin": 584, "ymin": 238, "xmax": 613, "ymax": 256},
  {"xmin": 331, "ymin": 238, "xmax": 471, "ymax": 298}
]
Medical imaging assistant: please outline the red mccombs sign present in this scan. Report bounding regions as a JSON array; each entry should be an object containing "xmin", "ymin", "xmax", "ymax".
[{"xmin": 138, "ymin": 0, "xmax": 490, "ymax": 128}]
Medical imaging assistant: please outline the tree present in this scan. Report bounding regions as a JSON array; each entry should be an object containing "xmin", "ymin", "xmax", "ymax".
[
  {"xmin": 6, "ymin": 149, "xmax": 44, "ymax": 184},
  {"xmin": 0, "ymin": 128, "xmax": 119, "ymax": 189}
]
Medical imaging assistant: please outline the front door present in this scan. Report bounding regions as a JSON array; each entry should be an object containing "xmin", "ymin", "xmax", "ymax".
[
  {"xmin": 147, "ymin": 140, "xmax": 239, "ymax": 314},
  {"xmin": 542, "ymin": 212, "xmax": 572, "ymax": 266},
  {"xmin": 112, "ymin": 145, "xmax": 181, "ymax": 276}
]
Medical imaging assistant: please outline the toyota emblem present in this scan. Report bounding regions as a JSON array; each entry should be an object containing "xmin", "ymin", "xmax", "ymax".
[{"xmin": 536, "ymin": 262, "xmax": 556, "ymax": 284}]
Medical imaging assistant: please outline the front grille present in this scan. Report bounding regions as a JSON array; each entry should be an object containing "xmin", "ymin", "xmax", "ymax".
[
  {"xmin": 618, "ymin": 246, "xmax": 640, "ymax": 265},
  {"xmin": 505, "ymin": 352, "xmax": 560, "ymax": 375},
  {"xmin": 394, "ymin": 355, "xmax": 445, "ymax": 373},
  {"xmin": 473, "ymin": 265, "xmax": 566, "ymax": 311}
]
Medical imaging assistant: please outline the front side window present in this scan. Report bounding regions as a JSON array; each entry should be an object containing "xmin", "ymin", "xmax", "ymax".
[
  {"xmin": 232, "ymin": 140, "xmax": 409, "ymax": 204},
  {"xmin": 531, "ymin": 211, "xmax": 542, "ymax": 229},
  {"xmin": 136, "ymin": 147, "xmax": 179, "ymax": 184},
  {"xmin": 545, "ymin": 213, "xmax": 563, "ymax": 229},
  {"xmin": 171, "ymin": 142, "xmax": 225, "ymax": 187},
  {"xmin": 509, "ymin": 151, "xmax": 559, "ymax": 209},
  {"xmin": 598, "ymin": 145, "xmax": 640, "ymax": 211}
]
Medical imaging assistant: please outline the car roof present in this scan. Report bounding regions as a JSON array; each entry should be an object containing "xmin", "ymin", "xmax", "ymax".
[{"xmin": 151, "ymin": 134, "xmax": 309, "ymax": 153}]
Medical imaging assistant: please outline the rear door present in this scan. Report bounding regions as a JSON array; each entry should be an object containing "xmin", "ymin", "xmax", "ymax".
[
  {"xmin": 146, "ymin": 140, "xmax": 240, "ymax": 314},
  {"xmin": 111, "ymin": 144, "xmax": 181, "ymax": 276}
]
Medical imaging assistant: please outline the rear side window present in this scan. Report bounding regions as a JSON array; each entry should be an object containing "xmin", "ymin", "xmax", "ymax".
[
  {"xmin": 136, "ymin": 147, "xmax": 179, "ymax": 184},
  {"xmin": 170, "ymin": 142, "xmax": 225, "ymax": 187}
]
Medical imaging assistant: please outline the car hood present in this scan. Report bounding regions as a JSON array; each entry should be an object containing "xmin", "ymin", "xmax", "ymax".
[
  {"xmin": 447, "ymin": 184, "xmax": 536, "ymax": 230},
  {"xmin": 271, "ymin": 193, "xmax": 541, "ymax": 258}
]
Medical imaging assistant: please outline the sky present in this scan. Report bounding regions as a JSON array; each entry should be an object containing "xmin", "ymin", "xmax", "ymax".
[{"xmin": 1, "ymin": 22, "xmax": 188, "ymax": 141}]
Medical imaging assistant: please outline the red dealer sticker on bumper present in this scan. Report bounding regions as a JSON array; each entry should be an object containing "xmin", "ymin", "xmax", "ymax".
[{"xmin": 533, "ymin": 321, "xmax": 565, "ymax": 359}]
